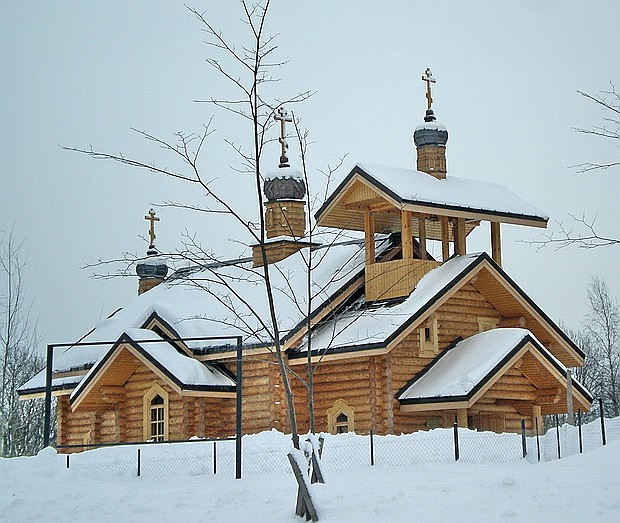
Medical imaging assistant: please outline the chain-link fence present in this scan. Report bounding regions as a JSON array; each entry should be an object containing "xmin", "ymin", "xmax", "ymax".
[{"xmin": 58, "ymin": 413, "xmax": 619, "ymax": 480}]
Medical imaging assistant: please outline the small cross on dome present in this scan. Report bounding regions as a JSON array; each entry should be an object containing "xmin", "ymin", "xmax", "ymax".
[
  {"xmin": 422, "ymin": 68, "xmax": 436, "ymax": 111},
  {"xmin": 274, "ymin": 106, "xmax": 293, "ymax": 168}
]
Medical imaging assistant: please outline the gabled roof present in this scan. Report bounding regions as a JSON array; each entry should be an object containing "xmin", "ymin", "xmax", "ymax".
[
  {"xmin": 291, "ymin": 252, "xmax": 584, "ymax": 367},
  {"xmin": 315, "ymin": 164, "xmax": 548, "ymax": 232},
  {"xmin": 397, "ymin": 328, "xmax": 592, "ymax": 411},
  {"xmin": 70, "ymin": 329, "xmax": 235, "ymax": 410},
  {"xmin": 19, "ymin": 234, "xmax": 392, "ymax": 396}
]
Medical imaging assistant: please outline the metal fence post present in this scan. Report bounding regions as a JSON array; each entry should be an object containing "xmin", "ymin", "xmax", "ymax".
[
  {"xmin": 578, "ymin": 410, "xmax": 583, "ymax": 454},
  {"xmin": 599, "ymin": 398, "xmax": 607, "ymax": 446},
  {"xmin": 43, "ymin": 344, "xmax": 54, "ymax": 447},
  {"xmin": 453, "ymin": 419, "xmax": 460, "ymax": 461},
  {"xmin": 535, "ymin": 417, "xmax": 541, "ymax": 462},
  {"xmin": 213, "ymin": 441, "xmax": 217, "ymax": 475},
  {"xmin": 520, "ymin": 419, "xmax": 527, "ymax": 458},
  {"xmin": 555, "ymin": 414, "xmax": 561, "ymax": 460},
  {"xmin": 137, "ymin": 448, "xmax": 141, "ymax": 477},
  {"xmin": 369, "ymin": 430, "xmax": 375, "ymax": 466},
  {"xmin": 66, "ymin": 454, "xmax": 70, "ymax": 469},
  {"xmin": 235, "ymin": 336, "xmax": 243, "ymax": 480}
]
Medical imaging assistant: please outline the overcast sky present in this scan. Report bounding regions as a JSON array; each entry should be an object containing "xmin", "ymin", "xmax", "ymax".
[{"xmin": 1, "ymin": 1, "xmax": 618, "ymax": 348}]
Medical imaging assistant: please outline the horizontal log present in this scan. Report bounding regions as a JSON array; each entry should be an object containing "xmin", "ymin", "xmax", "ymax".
[{"xmin": 484, "ymin": 390, "xmax": 536, "ymax": 401}]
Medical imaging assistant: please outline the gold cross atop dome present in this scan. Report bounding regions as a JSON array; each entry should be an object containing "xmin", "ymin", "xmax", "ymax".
[
  {"xmin": 422, "ymin": 67, "xmax": 436, "ymax": 111},
  {"xmin": 145, "ymin": 208, "xmax": 159, "ymax": 246},
  {"xmin": 274, "ymin": 106, "xmax": 293, "ymax": 168}
]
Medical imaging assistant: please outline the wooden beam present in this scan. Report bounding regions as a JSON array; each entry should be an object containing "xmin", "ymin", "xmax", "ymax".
[
  {"xmin": 499, "ymin": 316, "xmax": 527, "ymax": 328},
  {"xmin": 418, "ymin": 214, "xmax": 427, "ymax": 260},
  {"xmin": 491, "ymin": 221, "xmax": 502, "ymax": 266},
  {"xmin": 457, "ymin": 408, "xmax": 468, "ymax": 428},
  {"xmin": 401, "ymin": 209, "xmax": 413, "ymax": 259},
  {"xmin": 440, "ymin": 215, "xmax": 450, "ymax": 261},
  {"xmin": 364, "ymin": 208, "xmax": 375, "ymax": 265},
  {"xmin": 532, "ymin": 405, "xmax": 543, "ymax": 435},
  {"xmin": 455, "ymin": 217, "xmax": 467, "ymax": 255}
]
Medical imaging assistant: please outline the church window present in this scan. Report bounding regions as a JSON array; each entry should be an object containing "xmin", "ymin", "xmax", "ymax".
[
  {"xmin": 327, "ymin": 399, "xmax": 356, "ymax": 435},
  {"xmin": 419, "ymin": 317, "xmax": 438, "ymax": 357},
  {"xmin": 150, "ymin": 395, "xmax": 165, "ymax": 442},
  {"xmin": 143, "ymin": 384, "xmax": 169, "ymax": 442}
]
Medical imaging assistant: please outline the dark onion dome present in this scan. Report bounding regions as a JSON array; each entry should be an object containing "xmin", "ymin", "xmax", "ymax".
[
  {"xmin": 136, "ymin": 248, "xmax": 168, "ymax": 280},
  {"xmin": 413, "ymin": 109, "xmax": 448, "ymax": 147},
  {"xmin": 263, "ymin": 167, "xmax": 306, "ymax": 202}
]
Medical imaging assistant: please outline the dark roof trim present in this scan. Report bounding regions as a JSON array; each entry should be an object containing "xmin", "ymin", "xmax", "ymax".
[
  {"xmin": 398, "ymin": 334, "xmax": 592, "ymax": 405},
  {"xmin": 70, "ymin": 333, "xmax": 235, "ymax": 405},
  {"xmin": 288, "ymin": 341, "xmax": 386, "ymax": 360},
  {"xmin": 18, "ymin": 382, "xmax": 77, "ymax": 396},
  {"xmin": 483, "ymin": 257, "xmax": 585, "ymax": 360},
  {"xmin": 315, "ymin": 165, "xmax": 548, "ymax": 225}
]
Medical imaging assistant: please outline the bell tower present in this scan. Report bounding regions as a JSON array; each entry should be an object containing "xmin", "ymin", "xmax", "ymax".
[{"xmin": 413, "ymin": 68, "xmax": 448, "ymax": 179}]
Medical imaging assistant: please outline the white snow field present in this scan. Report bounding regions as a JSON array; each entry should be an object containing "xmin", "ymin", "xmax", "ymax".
[{"xmin": 1, "ymin": 421, "xmax": 619, "ymax": 522}]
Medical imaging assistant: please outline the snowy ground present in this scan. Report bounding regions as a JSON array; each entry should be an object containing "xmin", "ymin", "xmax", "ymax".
[{"xmin": 2, "ymin": 426, "xmax": 619, "ymax": 522}]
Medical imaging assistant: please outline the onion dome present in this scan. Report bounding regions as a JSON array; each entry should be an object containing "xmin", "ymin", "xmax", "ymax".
[
  {"xmin": 136, "ymin": 247, "xmax": 168, "ymax": 280},
  {"xmin": 413, "ymin": 109, "xmax": 449, "ymax": 147},
  {"xmin": 263, "ymin": 167, "xmax": 306, "ymax": 202}
]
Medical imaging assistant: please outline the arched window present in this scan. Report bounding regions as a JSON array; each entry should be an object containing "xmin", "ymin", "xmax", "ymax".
[
  {"xmin": 327, "ymin": 399, "xmax": 355, "ymax": 434},
  {"xmin": 150, "ymin": 395, "xmax": 165, "ymax": 442},
  {"xmin": 143, "ymin": 384, "xmax": 169, "ymax": 441}
]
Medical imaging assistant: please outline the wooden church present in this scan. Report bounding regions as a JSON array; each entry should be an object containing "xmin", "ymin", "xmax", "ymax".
[{"xmin": 19, "ymin": 70, "xmax": 592, "ymax": 448}]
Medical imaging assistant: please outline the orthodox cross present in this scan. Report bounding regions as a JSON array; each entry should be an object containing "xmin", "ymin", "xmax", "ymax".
[
  {"xmin": 145, "ymin": 208, "xmax": 159, "ymax": 246},
  {"xmin": 275, "ymin": 106, "xmax": 293, "ymax": 168},
  {"xmin": 422, "ymin": 67, "xmax": 436, "ymax": 111}
]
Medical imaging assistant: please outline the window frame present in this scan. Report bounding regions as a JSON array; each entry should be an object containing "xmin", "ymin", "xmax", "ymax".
[
  {"xmin": 327, "ymin": 399, "xmax": 355, "ymax": 435},
  {"xmin": 142, "ymin": 383, "xmax": 170, "ymax": 442}
]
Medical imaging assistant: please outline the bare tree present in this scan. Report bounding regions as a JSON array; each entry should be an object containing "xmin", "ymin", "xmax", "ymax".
[
  {"xmin": 65, "ymin": 1, "xmax": 320, "ymax": 449},
  {"xmin": 0, "ymin": 228, "xmax": 46, "ymax": 456},
  {"xmin": 526, "ymin": 83, "xmax": 618, "ymax": 250},
  {"xmin": 572, "ymin": 83, "xmax": 619, "ymax": 173},
  {"xmin": 583, "ymin": 277, "xmax": 620, "ymax": 416}
]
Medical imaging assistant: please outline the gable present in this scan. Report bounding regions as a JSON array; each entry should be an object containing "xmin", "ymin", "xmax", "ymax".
[{"xmin": 397, "ymin": 330, "xmax": 592, "ymax": 413}]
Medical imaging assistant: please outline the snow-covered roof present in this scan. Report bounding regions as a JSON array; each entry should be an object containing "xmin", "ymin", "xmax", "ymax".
[
  {"xmin": 316, "ymin": 163, "xmax": 549, "ymax": 226},
  {"xmin": 70, "ymin": 329, "xmax": 235, "ymax": 403},
  {"xmin": 397, "ymin": 328, "xmax": 592, "ymax": 404},
  {"xmin": 292, "ymin": 253, "xmax": 483, "ymax": 355},
  {"xmin": 19, "ymin": 234, "xmax": 394, "ymax": 395},
  {"xmin": 398, "ymin": 329, "xmax": 533, "ymax": 401}
]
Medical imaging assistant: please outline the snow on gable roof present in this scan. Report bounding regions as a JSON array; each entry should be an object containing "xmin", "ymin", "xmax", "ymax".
[
  {"xmin": 71, "ymin": 328, "xmax": 235, "ymax": 404},
  {"xmin": 316, "ymin": 163, "xmax": 548, "ymax": 226},
  {"xmin": 294, "ymin": 253, "xmax": 484, "ymax": 356},
  {"xmin": 397, "ymin": 328, "xmax": 592, "ymax": 404},
  {"xmin": 20, "ymin": 236, "xmax": 391, "ymax": 396},
  {"xmin": 398, "ymin": 329, "xmax": 532, "ymax": 401}
]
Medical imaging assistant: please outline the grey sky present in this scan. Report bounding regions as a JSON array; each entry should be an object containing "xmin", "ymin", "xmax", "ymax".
[{"xmin": 1, "ymin": 1, "xmax": 618, "ymax": 348}]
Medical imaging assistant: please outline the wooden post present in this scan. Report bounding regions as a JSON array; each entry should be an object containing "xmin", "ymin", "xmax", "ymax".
[
  {"xmin": 440, "ymin": 215, "xmax": 450, "ymax": 261},
  {"xmin": 456, "ymin": 218, "xmax": 467, "ymax": 255},
  {"xmin": 288, "ymin": 453, "xmax": 319, "ymax": 522},
  {"xmin": 418, "ymin": 214, "xmax": 427, "ymax": 260},
  {"xmin": 401, "ymin": 210, "xmax": 413, "ymax": 259},
  {"xmin": 364, "ymin": 208, "xmax": 375, "ymax": 266},
  {"xmin": 566, "ymin": 369, "xmax": 574, "ymax": 425},
  {"xmin": 490, "ymin": 221, "xmax": 502, "ymax": 266},
  {"xmin": 532, "ymin": 405, "xmax": 543, "ymax": 438},
  {"xmin": 456, "ymin": 408, "xmax": 468, "ymax": 428}
]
